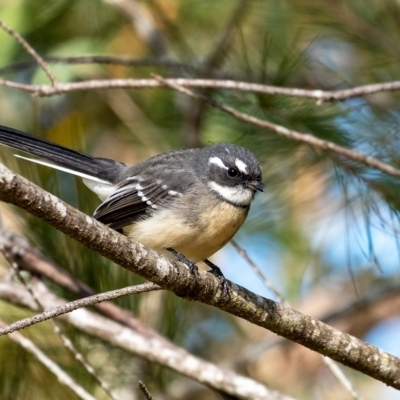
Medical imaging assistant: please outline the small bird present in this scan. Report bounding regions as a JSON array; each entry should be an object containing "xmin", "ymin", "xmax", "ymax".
[{"xmin": 0, "ymin": 125, "xmax": 263, "ymax": 283}]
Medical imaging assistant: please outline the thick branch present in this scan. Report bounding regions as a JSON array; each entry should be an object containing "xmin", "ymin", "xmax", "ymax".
[{"xmin": 0, "ymin": 164, "xmax": 399, "ymax": 389}]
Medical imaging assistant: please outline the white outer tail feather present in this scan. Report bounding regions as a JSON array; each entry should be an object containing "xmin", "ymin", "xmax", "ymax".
[{"xmin": 15, "ymin": 154, "xmax": 115, "ymax": 201}]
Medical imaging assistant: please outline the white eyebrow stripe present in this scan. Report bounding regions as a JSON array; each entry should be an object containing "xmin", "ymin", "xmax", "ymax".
[
  {"xmin": 235, "ymin": 158, "xmax": 248, "ymax": 174},
  {"xmin": 208, "ymin": 156, "xmax": 228, "ymax": 169}
]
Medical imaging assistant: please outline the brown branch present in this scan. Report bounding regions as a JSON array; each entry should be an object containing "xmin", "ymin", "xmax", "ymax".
[
  {"xmin": 0, "ymin": 165, "xmax": 399, "ymax": 389},
  {"xmin": 138, "ymin": 381, "xmax": 153, "ymax": 400},
  {"xmin": 0, "ymin": 20, "xmax": 57, "ymax": 86},
  {"xmin": 0, "ymin": 280, "xmax": 289, "ymax": 400},
  {"xmin": 0, "ymin": 227, "xmax": 171, "ymax": 343},
  {"xmin": 0, "ymin": 227, "xmax": 285, "ymax": 399},
  {"xmin": 231, "ymin": 241, "xmax": 363, "ymax": 400},
  {"xmin": 153, "ymin": 74, "xmax": 400, "ymax": 179},
  {"xmin": 0, "ymin": 282, "xmax": 159, "ymax": 333}
]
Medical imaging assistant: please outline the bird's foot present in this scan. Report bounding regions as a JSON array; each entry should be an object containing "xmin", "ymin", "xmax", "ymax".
[
  {"xmin": 167, "ymin": 248, "xmax": 198, "ymax": 276},
  {"xmin": 204, "ymin": 259, "xmax": 230, "ymax": 298}
]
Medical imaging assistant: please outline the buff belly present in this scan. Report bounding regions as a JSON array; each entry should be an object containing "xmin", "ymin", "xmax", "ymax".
[{"xmin": 123, "ymin": 201, "xmax": 249, "ymax": 263}]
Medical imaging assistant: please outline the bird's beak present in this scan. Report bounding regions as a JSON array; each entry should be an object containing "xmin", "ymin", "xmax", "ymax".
[{"xmin": 247, "ymin": 181, "xmax": 265, "ymax": 192}]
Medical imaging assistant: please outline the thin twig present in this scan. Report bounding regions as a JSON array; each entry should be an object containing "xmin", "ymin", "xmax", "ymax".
[
  {"xmin": 152, "ymin": 74, "xmax": 400, "ymax": 179},
  {"xmin": 2, "ymin": 261, "xmax": 120, "ymax": 400},
  {"xmin": 230, "ymin": 240, "xmax": 288, "ymax": 305},
  {"xmin": 0, "ymin": 20, "xmax": 57, "ymax": 86},
  {"xmin": 323, "ymin": 357, "xmax": 363, "ymax": 400},
  {"xmin": 231, "ymin": 240, "xmax": 363, "ymax": 400},
  {"xmin": 2, "ymin": 76, "xmax": 400, "ymax": 102},
  {"xmin": 138, "ymin": 381, "xmax": 154, "ymax": 400},
  {"xmin": 0, "ymin": 227, "xmax": 171, "ymax": 342},
  {"xmin": 0, "ymin": 282, "xmax": 160, "ymax": 336},
  {"xmin": 2, "ymin": 74, "xmax": 399, "ymax": 178},
  {"xmin": 0, "ymin": 214, "xmax": 120, "ymax": 400},
  {"xmin": 0, "ymin": 319, "xmax": 96, "ymax": 400}
]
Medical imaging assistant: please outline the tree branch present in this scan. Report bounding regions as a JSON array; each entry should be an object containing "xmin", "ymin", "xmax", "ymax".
[
  {"xmin": 153, "ymin": 74, "xmax": 400, "ymax": 179},
  {"xmin": 2, "ymin": 75, "xmax": 400, "ymax": 102},
  {"xmin": 0, "ymin": 19, "xmax": 57, "ymax": 86},
  {"xmin": 231, "ymin": 240, "xmax": 363, "ymax": 400},
  {"xmin": 0, "ymin": 280, "xmax": 289, "ymax": 400},
  {"xmin": 0, "ymin": 164, "xmax": 399, "ymax": 389},
  {"xmin": 2, "ymin": 75, "xmax": 400, "ymax": 179},
  {"xmin": 0, "ymin": 227, "xmax": 172, "ymax": 343}
]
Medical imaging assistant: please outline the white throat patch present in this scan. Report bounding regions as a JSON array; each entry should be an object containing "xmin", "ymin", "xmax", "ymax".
[{"xmin": 208, "ymin": 181, "xmax": 253, "ymax": 206}]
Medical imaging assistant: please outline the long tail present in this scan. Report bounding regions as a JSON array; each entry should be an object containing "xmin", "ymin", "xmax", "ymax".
[{"xmin": 0, "ymin": 124, "xmax": 125, "ymax": 183}]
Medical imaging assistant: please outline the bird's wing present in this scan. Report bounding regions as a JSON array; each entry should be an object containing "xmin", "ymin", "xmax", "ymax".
[{"xmin": 93, "ymin": 171, "xmax": 194, "ymax": 230}]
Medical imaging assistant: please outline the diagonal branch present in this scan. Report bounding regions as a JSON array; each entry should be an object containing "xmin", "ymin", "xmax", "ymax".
[
  {"xmin": 153, "ymin": 74, "xmax": 400, "ymax": 178},
  {"xmin": 0, "ymin": 280, "xmax": 289, "ymax": 400},
  {"xmin": 0, "ymin": 164, "xmax": 399, "ymax": 389},
  {"xmin": 0, "ymin": 227, "xmax": 172, "ymax": 342},
  {"xmin": 231, "ymin": 240, "xmax": 363, "ymax": 400},
  {"xmin": 0, "ymin": 20, "xmax": 57, "ymax": 86}
]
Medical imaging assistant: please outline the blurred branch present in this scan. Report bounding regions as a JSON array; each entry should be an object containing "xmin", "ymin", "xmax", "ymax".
[
  {"xmin": 0, "ymin": 56, "xmax": 226, "ymax": 78},
  {"xmin": 153, "ymin": 74, "xmax": 400, "ymax": 179},
  {"xmin": 0, "ymin": 19, "xmax": 57, "ymax": 86},
  {"xmin": 0, "ymin": 164, "xmax": 399, "ymax": 389},
  {"xmin": 177, "ymin": 0, "xmax": 252, "ymax": 148},
  {"xmin": 231, "ymin": 240, "xmax": 363, "ymax": 400},
  {"xmin": 205, "ymin": 0, "xmax": 252, "ymax": 67},
  {"xmin": 0, "ymin": 280, "xmax": 289, "ymax": 400},
  {"xmin": 103, "ymin": 0, "xmax": 168, "ymax": 56},
  {"xmin": 324, "ymin": 285, "xmax": 400, "ymax": 338},
  {"xmin": 145, "ymin": 0, "xmax": 195, "ymax": 59},
  {"xmin": 0, "ymin": 319, "xmax": 96, "ymax": 400},
  {"xmin": 0, "ymin": 282, "xmax": 158, "ymax": 333},
  {"xmin": 138, "ymin": 381, "xmax": 153, "ymax": 400},
  {"xmin": 0, "ymin": 227, "xmax": 171, "ymax": 343},
  {"xmin": 3, "ymin": 252, "xmax": 120, "ymax": 400}
]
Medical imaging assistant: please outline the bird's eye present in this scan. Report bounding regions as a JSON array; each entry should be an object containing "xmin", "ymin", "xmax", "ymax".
[{"xmin": 227, "ymin": 167, "xmax": 238, "ymax": 177}]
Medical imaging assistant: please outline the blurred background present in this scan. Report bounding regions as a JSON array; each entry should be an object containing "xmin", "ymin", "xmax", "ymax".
[{"xmin": 1, "ymin": 0, "xmax": 400, "ymax": 399}]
